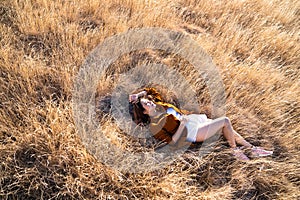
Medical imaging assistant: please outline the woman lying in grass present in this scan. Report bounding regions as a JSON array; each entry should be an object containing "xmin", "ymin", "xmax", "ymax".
[{"xmin": 129, "ymin": 87, "xmax": 273, "ymax": 161}]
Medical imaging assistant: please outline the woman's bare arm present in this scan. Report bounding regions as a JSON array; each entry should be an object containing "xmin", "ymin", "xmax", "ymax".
[
  {"xmin": 171, "ymin": 117, "xmax": 187, "ymax": 144},
  {"xmin": 129, "ymin": 91, "xmax": 147, "ymax": 102}
]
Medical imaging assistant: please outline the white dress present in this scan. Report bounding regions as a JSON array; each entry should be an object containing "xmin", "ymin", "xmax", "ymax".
[
  {"xmin": 185, "ymin": 114, "xmax": 212, "ymax": 142},
  {"xmin": 166, "ymin": 107, "xmax": 212, "ymax": 142}
]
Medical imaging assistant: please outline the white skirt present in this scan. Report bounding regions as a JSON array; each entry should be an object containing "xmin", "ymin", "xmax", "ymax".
[{"xmin": 185, "ymin": 114, "xmax": 212, "ymax": 142}]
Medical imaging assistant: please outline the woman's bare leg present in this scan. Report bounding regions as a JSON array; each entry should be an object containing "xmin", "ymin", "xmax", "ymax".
[
  {"xmin": 194, "ymin": 117, "xmax": 251, "ymax": 160},
  {"xmin": 195, "ymin": 117, "xmax": 237, "ymax": 148},
  {"xmin": 194, "ymin": 117, "xmax": 252, "ymax": 147},
  {"xmin": 233, "ymin": 130, "xmax": 252, "ymax": 147}
]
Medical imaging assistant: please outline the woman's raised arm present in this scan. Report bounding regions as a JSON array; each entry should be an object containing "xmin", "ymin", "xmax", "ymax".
[{"xmin": 129, "ymin": 91, "xmax": 147, "ymax": 103}]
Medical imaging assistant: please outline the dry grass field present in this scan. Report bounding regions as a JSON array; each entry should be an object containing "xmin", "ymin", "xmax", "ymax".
[{"xmin": 0, "ymin": 0, "xmax": 299, "ymax": 199}]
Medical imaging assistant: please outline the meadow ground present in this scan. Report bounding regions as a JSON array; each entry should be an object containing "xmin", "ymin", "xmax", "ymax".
[{"xmin": 0, "ymin": 0, "xmax": 299, "ymax": 199}]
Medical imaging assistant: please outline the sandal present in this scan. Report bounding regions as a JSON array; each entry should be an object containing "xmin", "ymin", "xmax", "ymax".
[
  {"xmin": 251, "ymin": 146, "xmax": 273, "ymax": 157},
  {"xmin": 232, "ymin": 147, "xmax": 250, "ymax": 161}
]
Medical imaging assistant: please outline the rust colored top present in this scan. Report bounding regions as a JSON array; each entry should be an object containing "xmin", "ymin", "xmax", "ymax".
[
  {"xmin": 150, "ymin": 103, "xmax": 181, "ymax": 143},
  {"xmin": 143, "ymin": 88, "xmax": 188, "ymax": 143}
]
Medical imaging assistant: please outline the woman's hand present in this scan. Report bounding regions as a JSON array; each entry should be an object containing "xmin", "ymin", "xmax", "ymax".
[
  {"xmin": 180, "ymin": 115, "xmax": 188, "ymax": 124},
  {"xmin": 129, "ymin": 91, "xmax": 147, "ymax": 103},
  {"xmin": 129, "ymin": 94, "xmax": 139, "ymax": 103}
]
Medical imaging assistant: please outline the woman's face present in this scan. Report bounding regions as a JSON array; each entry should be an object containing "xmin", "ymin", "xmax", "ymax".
[{"xmin": 140, "ymin": 98, "xmax": 156, "ymax": 114}]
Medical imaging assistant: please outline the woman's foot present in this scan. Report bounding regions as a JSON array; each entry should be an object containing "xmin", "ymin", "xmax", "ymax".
[
  {"xmin": 250, "ymin": 146, "xmax": 273, "ymax": 157},
  {"xmin": 232, "ymin": 147, "xmax": 250, "ymax": 161}
]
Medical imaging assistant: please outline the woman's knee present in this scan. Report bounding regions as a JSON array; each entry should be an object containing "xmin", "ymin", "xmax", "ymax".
[{"xmin": 223, "ymin": 117, "xmax": 231, "ymax": 127}]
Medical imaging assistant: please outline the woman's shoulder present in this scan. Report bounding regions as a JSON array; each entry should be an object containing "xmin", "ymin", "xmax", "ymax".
[{"xmin": 157, "ymin": 102, "xmax": 183, "ymax": 113}]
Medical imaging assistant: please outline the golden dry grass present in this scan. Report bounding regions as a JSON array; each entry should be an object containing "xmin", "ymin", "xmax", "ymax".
[{"xmin": 0, "ymin": 0, "xmax": 299, "ymax": 199}]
